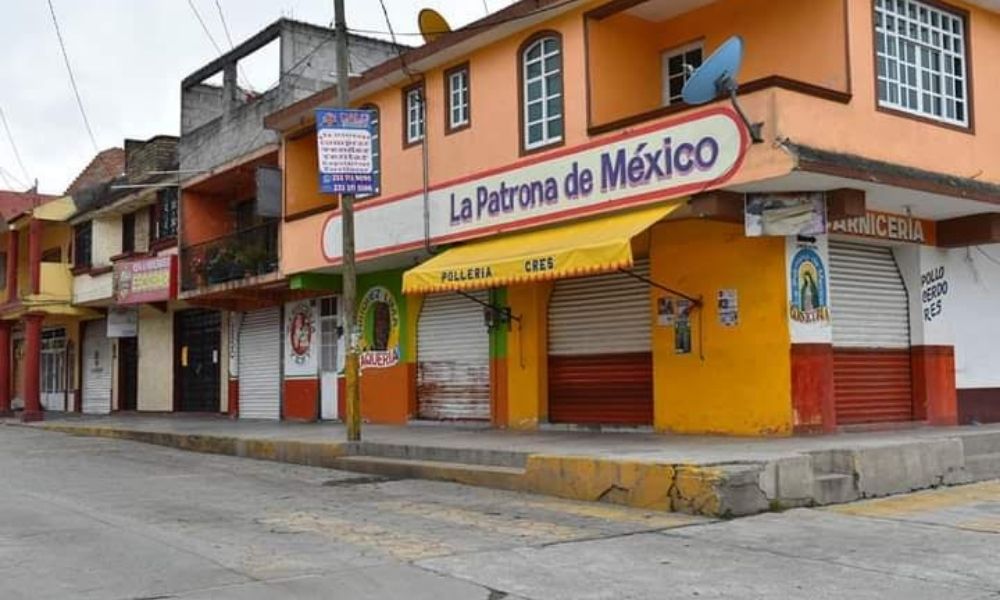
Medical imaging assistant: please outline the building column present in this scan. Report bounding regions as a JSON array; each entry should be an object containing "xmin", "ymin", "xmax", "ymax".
[
  {"xmin": 21, "ymin": 313, "xmax": 43, "ymax": 422},
  {"xmin": 6, "ymin": 229, "xmax": 18, "ymax": 303},
  {"xmin": 28, "ymin": 218, "xmax": 42, "ymax": 295},
  {"xmin": 0, "ymin": 321, "xmax": 11, "ymax": 416}
]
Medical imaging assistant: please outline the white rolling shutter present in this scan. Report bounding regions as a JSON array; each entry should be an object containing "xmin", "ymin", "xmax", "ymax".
[
  {"xmin": 82, "ymin": 319, "xmax": 112, "ymax": 414},
  {"xmin": 829, "ymin": 242, "xmax": 910, "ymax": 348},
  {"xmin": 417, "ymin": 292, "xmax": 490, "ymax": 420},
  {"xmin": 549, "ymin": 260, "xmax": 651, "ymax": 356},
  {"xmin": 238, "ymin": 307, "xmax": 282, "ymax": 420}
]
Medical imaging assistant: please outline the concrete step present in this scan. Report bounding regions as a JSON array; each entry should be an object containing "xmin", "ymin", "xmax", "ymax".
[
  {"xmin": 351, "ymin": 441, "xmax": 528, "ymax": 469},
  {"xmin": 330, "ymin": 455, "xmax": 527, "ymax": 491},
  {"xmin": 964, "ymin": 452, "xmax": 1000, "ymax": 480},
  {"xmin": 961, "ymin": 432, "xmax": 1000, "ymax": 458},
  {"xmin": 813, "ymin": 473, "xmax": 858, "ymax": 506}
]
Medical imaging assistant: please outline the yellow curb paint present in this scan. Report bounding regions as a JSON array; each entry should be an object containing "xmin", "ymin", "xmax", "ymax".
[
  {"xmin": 377, "ymin": 500, "xmax": 590, "ymax": 541},
  {"xmin": 519, "ymin": 498, "xmax": 710, "ymax": 529},
  {"xmin": 828, "ymin": 481, "xmax": 1000, "ymax": 518}
]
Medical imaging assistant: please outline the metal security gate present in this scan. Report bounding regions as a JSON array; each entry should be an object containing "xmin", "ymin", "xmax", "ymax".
[
  {"xmin": 829, "ymin": 241, "xmax": 913, "ymax": 425},
  {"xmin": 40, "ymin": 328, "xmax": 68, "ymax": 412},
  {"xmin": 417, "ymin": 292, "xmax": 490, "ymax": 420},
  {"xmin": 548, "ymin": 260, "xmax": 652, "ymax": 425},
  {"xmin": 82, "ymin": 319, "xmax": 112, "ymax": 414},
  {"xmin": 238, "ymin": 307, "xmax": 282, "ymax": 420},
  {"xmin": 175, "ymin": 309, "xmax": 220, "ymax": 412}
]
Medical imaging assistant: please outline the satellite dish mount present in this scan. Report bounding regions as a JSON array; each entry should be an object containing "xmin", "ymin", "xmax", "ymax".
[{"xmin": 681, "ymin": 36, "xmax": 764, "ymax": 144}]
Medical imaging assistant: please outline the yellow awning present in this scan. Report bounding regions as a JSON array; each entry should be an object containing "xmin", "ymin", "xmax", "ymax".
[
  {"xmin": 29, "ymin": 196, "xmax": 76, "ymax": 222},
  {"xmin": 403, "ymin": 202, "xmax": 683, "ymax": 294}
]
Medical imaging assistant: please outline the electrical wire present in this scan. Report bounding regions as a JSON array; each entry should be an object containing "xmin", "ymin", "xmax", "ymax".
[
  {"xmin": 0, "ymin": 165, "xmax": 23, "ymax": 190},
  {"xmin": 376, "ymin": 0, "xmax": 415, "ymax": 79},
  {"xmin": 46, "ymin": 0, "xmax": 99, "ymax": 153},
  {"xmin": 483, "ymin": 1, "xmax": 491, "ymax": 14},
  {"xmin": 213, "ymin": 0, "xmax": 257, "ymax": 92},
  {"xmin": 187, "ymin": 0, "xmax": 224, "ymax": 54},
  {"xmin": 0, "ymin": 106, "xmax": 31, "ymax": 184},
  {"xmin": 976, "ymin": 247, "xmax": 1000, "ymax": 268}
]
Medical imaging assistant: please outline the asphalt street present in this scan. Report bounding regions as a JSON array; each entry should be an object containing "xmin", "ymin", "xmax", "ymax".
[{"xmin": 1, "ymin": 425, "xmax": 998, "ymax": 600}]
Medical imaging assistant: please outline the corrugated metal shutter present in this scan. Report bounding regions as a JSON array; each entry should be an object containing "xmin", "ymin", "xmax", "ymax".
[
  {"xmin": 829, "ymin": 241, "xmax": 913, "ymax": 425},
  {"xmin": 548, "ymin": 260, "xmax": 652, "ymax": 425},
  {"xmin": 417, "ymin": 292, "xmax": 490, "ymax": 420},
  {"xmin": 238, "ymin": 307, "xmax": 282, "ymax": 420},
  {"xmin": 82, "ymin": 319, "xmax": 112, "ymax": 414}
]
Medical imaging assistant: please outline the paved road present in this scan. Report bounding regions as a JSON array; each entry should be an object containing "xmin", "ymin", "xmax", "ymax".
[{"xmin": 1, "ymin": 426, "xmax": 999, "ymax": 600}]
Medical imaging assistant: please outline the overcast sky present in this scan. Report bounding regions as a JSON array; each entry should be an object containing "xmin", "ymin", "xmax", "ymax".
[{"xmin": 0, "ymin": 0, "xmax": 516, "ymax": 195}]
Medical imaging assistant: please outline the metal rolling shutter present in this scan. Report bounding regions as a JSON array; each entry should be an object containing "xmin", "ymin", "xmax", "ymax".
[
  {"xmin": 829, "ymin": 241, "xmax": 913, "ymax": 425},
  {"xmin": 238, "ymin": 307, "xmax": 282, "ymax": 420},
  {"xmin": 417, "ymin": 292, "xmax": 490, "ymax": 420},
  {"xmin": 548, "ymin": 260, "xmax": 652, "ymax": 425},
  {"xmin": 82, "ymin": 319, "xmax": 112, "ymax": 414}
]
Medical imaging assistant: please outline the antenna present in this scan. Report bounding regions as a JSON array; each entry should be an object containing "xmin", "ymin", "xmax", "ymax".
[
  {"xmin": 682, "ymin": 36, "xmax": 764, "ymax": 144},
  {"xmin": 418, "ymin": 8, "xmax": 451, "ymax": 44}
]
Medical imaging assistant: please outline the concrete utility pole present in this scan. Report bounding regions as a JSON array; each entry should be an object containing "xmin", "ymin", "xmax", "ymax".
[{"xmin": 334, "ymin": 0, "xmax": 361, "ymax": 442}]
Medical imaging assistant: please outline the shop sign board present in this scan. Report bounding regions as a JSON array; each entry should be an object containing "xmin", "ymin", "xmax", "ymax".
[
  {"xmin": 107, "ymin": 307, "xmax": 138, "ymax": 338},
  {"xmin": 321, "ymin": 107, "xmax": 748, "ymax": 263},
  {"xmin": 114, "ymin": 255, "xmax": 177, "ymax": 304},
  {"xmin": 316, "ymin": 108, "xmax": 377, "ymax": 195},
  {"xmin": 828, "ymin": 209, "xmax": 935, "ymax": 245}
]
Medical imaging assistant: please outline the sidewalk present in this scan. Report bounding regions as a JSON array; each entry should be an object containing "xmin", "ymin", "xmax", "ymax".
[{"xmin": 10, "ymin": 413, "xmax": 1000, "ymax": 517}]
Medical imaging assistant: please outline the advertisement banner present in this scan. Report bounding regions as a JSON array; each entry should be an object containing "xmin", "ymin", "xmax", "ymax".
[
  {"xmin": 107, "ymin": 307, "xmax": 138, "ymax": 338},
  {"xmin": 745, "ymin": 193, "xmax": 827, "ymax": 237},
  {"xmin": 316, "ymin": 108, "xmax": 377, "ymax": 195},
  {"xmin": 113, "ymin": 255, "xmax": 177, "ymax": 304}
]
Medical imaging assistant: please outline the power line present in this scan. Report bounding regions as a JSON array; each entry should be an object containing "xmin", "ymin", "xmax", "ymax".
[
  {"xmin": 376, "ymin": 0, "xmax": 414, "ymax": 79},
  {"xmin": 0, "ymin": 106, "xmax": 31, "ymax": 184},
  {"xmin": 0, "ymin": 165, "xmax": 27, "ymax": 191},
  {"xmin": 213, "ymin": 0, "xmax": 257, "ymax": 92},
  {"xmin": 46, "ymin": 0, "xmax": 99, "ymax": 153},
  {"xmin": 187, "ymin": 0, "xmax": 224, "ymax": 54},
  {"xmin": 483, "ymin": 1, "xmax": 491, "ymax": 14}
]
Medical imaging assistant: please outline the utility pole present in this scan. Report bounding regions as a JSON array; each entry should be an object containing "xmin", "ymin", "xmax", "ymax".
[{"xmin": 334, "ymin": 0, "xmax": 361, "ymax": 442}]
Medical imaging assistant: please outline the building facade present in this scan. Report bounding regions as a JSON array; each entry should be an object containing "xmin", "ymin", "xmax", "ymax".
[{"xmin": 265, "ymin": 0, "xmax": 1000, "ymax": 435}]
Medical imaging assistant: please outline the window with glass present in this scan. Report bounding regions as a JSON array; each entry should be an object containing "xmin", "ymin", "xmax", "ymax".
[
  {"xmin": 661, "ymin": 43, "xmax": 703, "ymax": 105},
  {"xmin": 154, "ymin": 187, "xmax": 178, "ymax": 240},
  {"xmin": 73, "ymin": 221, "xmax": 92, "ymax": 269},
  {"xmin": 122, "ymin": 212, "xmax": 135, "ymax": 254},
  {"xmin": 405, "ymin": 85, "xmax": 425, "ymax": 145},
  {"xmin": 447, "ymin": 65, "xmax": 470, "ymax": 131},
  {"xmin": 522, "ymin": 35, "xmax": 563, "ymax": 151},
  {"xmin": 320, "ymin": 297, "xmax": 339, "ymax": 373},
  {"xmin": 874, "ymin": 0, "xmax": 969, "ymax": 127}
]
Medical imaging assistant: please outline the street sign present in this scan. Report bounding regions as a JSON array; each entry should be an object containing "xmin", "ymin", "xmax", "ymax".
[{"xmin": 316, "ymin": 108, "xmax": 378, "ymax": 195}]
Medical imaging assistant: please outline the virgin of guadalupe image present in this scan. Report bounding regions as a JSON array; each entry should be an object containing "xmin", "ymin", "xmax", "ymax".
[{"xmin": 799, "ymin": 270, "xmax": 820, "ymax": 312}]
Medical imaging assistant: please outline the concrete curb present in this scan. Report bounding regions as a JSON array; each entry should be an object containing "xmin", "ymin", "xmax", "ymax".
[{"xmin": 17, "ymin": 422, "xmax": 1000, "ymax": 518}]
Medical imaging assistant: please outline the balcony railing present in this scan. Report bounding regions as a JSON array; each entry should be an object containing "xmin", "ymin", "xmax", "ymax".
[{"xmin": 180, "ymin": 221, "xmax": 279, "ymax": 291}]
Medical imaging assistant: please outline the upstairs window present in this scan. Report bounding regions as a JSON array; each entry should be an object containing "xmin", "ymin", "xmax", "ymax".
[
  {"xmin": 446, "ymin": 64, "xmax": 471, "ymax": 132},
  {"xmin": 154, "ymin": 188, "xmax": 178, "ymax": 241},
  {"xmin": 521, "ymin": 34, "xmax": 563, "ymax": 152},
  {"xmin": 122, "ymin": 212, "xmax": 135, "ymax": 254},
  {"xmin": 73, "ymin": 221, "xmax": 92, "ymax": 269},
  {"xmin": 404, "ymin": 84, "xmax": 425, "ymax": 146},
  {"xmin": 874, "ymin": 0, "xmax": 969, "ymax": 127},
  {"xmin": 661, "ymin": 42, "xmax": 703, "ymax": 106}
]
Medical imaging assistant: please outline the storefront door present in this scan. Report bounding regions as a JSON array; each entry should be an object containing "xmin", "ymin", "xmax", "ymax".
[
  {"xmin": 829, "ymin": 241, "xmax": 913, "ymax": 425},
  {"xmin": 416, "ymin": 292, "xmax": 490, "ymax": 420},
  {"xmin": 547, "ymin": 260, "xmax": 653, "ymax": 425},
  {"xmin": 82, "ymin": 319, "xmax": 112, "ymax": 414},
  {"xmin": 319, "ymin": 297, "xmax": 341, "ymax": 420},
  {"xmin": 40, "ymin": 328, "xmax": 67, "ymax": 412},
  {"xmin": 238, "ymin": 307, "xmax": 281, "ymax": 420},
  {"xmin": 118, "ymin": 336, "xmax": 138, "ymax": 411},
  {"xmin": 175, "ymin": 309, "xmax": 220, "ymax": 412}
]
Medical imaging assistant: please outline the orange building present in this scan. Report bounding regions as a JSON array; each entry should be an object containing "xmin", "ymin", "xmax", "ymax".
[{"xmin": 265, "ymin": 0, "xmax": 1000, "ymax": 435}]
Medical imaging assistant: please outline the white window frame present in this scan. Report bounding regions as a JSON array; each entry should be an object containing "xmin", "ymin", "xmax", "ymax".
[
  {"xmin": 874, "ymin": 0, "xmax": 969, "ymax": 127},
  {"xmin": 522, "ymin": 35, "xmax": 563, "ymax": 151},
  {"xmin": 405, "ymin": 86, "xmax": 425, "ymax": 144},
  {"xmin": 660, "ymin": 42, "xmax": 703, "ymax": 106},
  {"xmin": 448, "ymin": 68, "xmax": 470, "ymax": 130}
]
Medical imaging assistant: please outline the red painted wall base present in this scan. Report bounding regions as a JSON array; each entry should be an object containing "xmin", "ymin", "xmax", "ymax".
[
  {"xmin": 912, "ymin": 345, "xmax": 958, "ymax": 426},
  {"xmin": 791, "ymin": 343, "xmax": 835, "ymax": 434}
]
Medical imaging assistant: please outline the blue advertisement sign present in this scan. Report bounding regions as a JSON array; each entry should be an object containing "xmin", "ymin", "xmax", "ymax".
[{"xmin": 316, "ymin": 108, "xmax": 378, "ymax": 195}]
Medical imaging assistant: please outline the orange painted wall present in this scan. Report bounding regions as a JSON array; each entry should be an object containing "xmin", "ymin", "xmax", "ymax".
[
  {"xmin": 284, "ymin": 378, "xmax": 319, "ymax": 421},
  {"xmin": 284, "ymin": 131, "xmax": 332, "ymax": 217},
  {"xmin": 360, "ymin": 363, "xmax": 413, "ymax": 424},
  {"xmin": 911, "ymin": 346, "xmax": 958, "ymax": 426},
  {"xmin": 181, "ymin": 191, "xmax": 231, "ymax": 246}
]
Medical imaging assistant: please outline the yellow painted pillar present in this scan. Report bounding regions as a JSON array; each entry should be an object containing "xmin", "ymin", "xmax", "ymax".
[{"xmin": 506, "ymin": 282, "xmax": 552, "ymax": 429}]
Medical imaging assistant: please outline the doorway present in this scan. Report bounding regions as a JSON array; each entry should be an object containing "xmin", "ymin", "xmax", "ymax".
[
  {"xmin": 118, "ymin": 336, "xmax": 138, "ymax": 411},
  {"xmin": 319, "ymin": 296, "xmax": 341, "ymax": 420},
  {"xmin": 41, "ymin": 328, "xmax": 68, "ymax": 412},
  {"xmin": 174, "ymin": 309, "xmax": 220, "ymax": 412}
]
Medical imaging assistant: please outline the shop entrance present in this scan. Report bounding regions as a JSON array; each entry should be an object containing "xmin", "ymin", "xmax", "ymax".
[
  {"xmin": 238, "ymin": 307, "xmax": 281, "ymax": 420},
  {"xmin": 82, "ymin": 319, "xmax": 112, "ymax": 414},
  {"xmin": 319, "ymin": 297, "xmax": 341, "ymax": 420},
  {"xmin": 175, "ymin": 309, "xmax": 220, "ymax": 412},
  {"xmin": 829, "ymin": 241, "xmax": 914, "ymax": 425},
  {"xmin": 118, "ymin": 336, "xmax": 138, "ymax": 411},
  {"xmin": 547, "ymin": 260, "xmax": 653, "ymax": 425},
  {"xmin": 416, "ymin": 292, "xmax": 490, "ymax": 421},
  {"xmin": 40, "ymin": 328, "xmax": 68, "ymax": 412}
]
